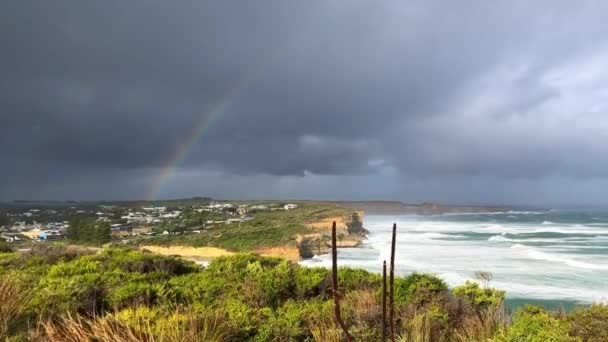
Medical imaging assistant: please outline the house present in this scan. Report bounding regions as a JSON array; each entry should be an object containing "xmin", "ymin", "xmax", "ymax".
[
  {"xmin": 143, "ymin": 207, "xmax": 167, "ymax": 212},
  {"xmin": 39, "ymin": 231, "xmax": 63, "ymax": 241},
  {"xmin": 110, "ymin": 223, "xmax": 124, "ymax": 231},
  {"xmin": 284, "ymin": 204, "xmax": 298, "ymax": 210},
  {"xmin": 250, "ymin": 205, "xmax": 268, "ymax": 211},
  {"xmin": 22, "ymin": 228, "xmax": 42, "ymax": 239}
]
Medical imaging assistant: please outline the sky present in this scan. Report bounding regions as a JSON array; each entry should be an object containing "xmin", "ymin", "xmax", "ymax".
[{"xmin": 2, "ymin": 1, "xmax": 608, "ymax": 207}]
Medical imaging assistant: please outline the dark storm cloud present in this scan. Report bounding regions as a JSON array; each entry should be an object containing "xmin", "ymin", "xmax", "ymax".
[{"xmin": 2, "ymin": 0, "xmax": 608, "ymax": 203}]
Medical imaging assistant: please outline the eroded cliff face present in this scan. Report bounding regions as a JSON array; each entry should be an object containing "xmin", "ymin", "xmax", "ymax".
[{"xmin": 297, "ymin": 211, "xmax": 366, "ymax": 258}]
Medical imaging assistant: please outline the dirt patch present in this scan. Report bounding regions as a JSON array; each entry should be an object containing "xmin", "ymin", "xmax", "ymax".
[
  {"xmin": 140, "ymin": 245, "xmax": 302, "ymax": 262},
  {"xmin": 139, "ymin": 245, "xmax": 234, "ymax": 262},
  {"xmin": 255, "ymin": 246, "xmax": 301, "ymax": 261}
]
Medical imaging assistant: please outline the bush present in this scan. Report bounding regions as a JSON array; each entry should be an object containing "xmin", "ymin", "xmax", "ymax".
[
  {"xmin": 0, "ymin": 240, "xmax": 12, "ymax": 253},
  {"xmin": 338, "ymin": 268, "xmax": 381, "ymax": 291},
  {"xmin": 29, "ymin": 258, "xmax": 105, "ymax": 316},
  {"xmin": 452, "ymin": 281, "xmax": 505, "ymax": 309},
  {"xmin": 568, "ymin": 304, "xmax": 608, "ymax": 341},
  {"xmin": 394, "ymin": 272, "xmax": 448, "ymax": 306},
  {"xmin": 255, "ymin": 301, "xmax": 308, "ymax": 341},
  {"xmin": 504, "ymin": 305, "xmax": 576, "ymax": 342}
]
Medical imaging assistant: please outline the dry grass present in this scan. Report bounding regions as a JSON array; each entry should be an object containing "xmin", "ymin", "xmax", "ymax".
[
  {"xmin": 343, "ymin": 289, "xmax": 382, "ymax": 327},
  {"xmin": 451, "ymin": 306, "xmax": 509, "ymax": 341},
  {"xmin": 28, "ymin": 244, "xmax": 98, "ymax": 263},
  {"xmin": 309, "ymin": 319, "xmax": 343, "ymax": 342},
  {"xmin": 35, "ymin": 309, "xmax": 230, "ymax": 342},
  {"xmin": 0, "ymin": 276, "xmax": 30, "ymax": 338}
]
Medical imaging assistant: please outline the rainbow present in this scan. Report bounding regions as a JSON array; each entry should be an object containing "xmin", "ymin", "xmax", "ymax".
[{"xmin": 146, "ymin": 60, "xmax": 270, "ymax": 201}]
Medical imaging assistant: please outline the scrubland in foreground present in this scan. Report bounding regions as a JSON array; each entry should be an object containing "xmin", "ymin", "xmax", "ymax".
[{"xmin": 0, "ymin": 245, "xmax": 606, "ymax": 341}]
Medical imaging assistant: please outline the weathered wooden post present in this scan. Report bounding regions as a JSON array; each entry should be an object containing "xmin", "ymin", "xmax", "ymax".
[
  {"xmin": 382, "ymin": 260, "xmax": 387, "ymax": 342},
  {"xmin": 332, "ymin": 221, "xmax": 351, "ymax": 341},
  {"xmin": 389, "ymin": 223, "xmax": 397, "ymax": 341}
]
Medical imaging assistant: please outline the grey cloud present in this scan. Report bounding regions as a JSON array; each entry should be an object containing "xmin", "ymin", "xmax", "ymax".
[{"xmin": 2, "ymin": 1, "xmax": 608, "ymax": 204}]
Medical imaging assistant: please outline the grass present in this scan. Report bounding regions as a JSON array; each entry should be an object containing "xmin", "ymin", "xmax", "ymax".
[
  {"xmin": 1, "ymin": 248, "xmax": 607, "ymax": 341},
  {"xmin": 142, "ymin": 203, "xmax": 351, "ymax": 252}
]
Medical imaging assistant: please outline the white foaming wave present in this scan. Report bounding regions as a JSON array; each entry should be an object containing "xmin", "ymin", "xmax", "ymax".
[
  {"xmin": 511, "ymin": 244, "xmax": 608, "ymax": 270},
  {"xmin": 413, "ymin": 232, "xmax": 453, "ymax": 240},
  {"xmin": 532, "ymin": 227, "xmax": 606, "ymax": 235},
  {"xmin": 483, "ymin": 224, "xmax": 514, "ymax": 234},
  {"xmin": 435, "ymin": 271, "xmax": 607, "ymax": 302},
  {"xmin": 440, "ymin": 210, "xmax": 545, "ymax": 216},
  {"xmin": 542, "ymin": 221, "xmax": 554, "ymax": 225},
  {"xmin": 492, "ymin": 281, "xmax": 608, "ymax": 303},
  {"xmin": 488, "ymin": 235, "xmax": 511, "ymax": 242}
]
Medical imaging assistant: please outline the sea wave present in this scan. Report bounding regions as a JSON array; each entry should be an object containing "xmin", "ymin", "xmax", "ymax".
[
  {"xmin": 441, "ymin": 210, "xmax": 545, "ymax": 216},
  {"xmin": 488, "ymin": 235, "xmax": 511, "ymax": 242},
  {"xmin": 511, "ymin": 244, "xmax": 608, "ymax": 270}
]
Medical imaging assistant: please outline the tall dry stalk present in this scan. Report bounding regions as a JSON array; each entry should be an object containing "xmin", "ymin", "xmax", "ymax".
[
  {"xmin": 331, "ymin": 221, "xmax": 351, "ymax": 341},
  {"xmin": 389, "ymin": 222, "xmax": 397, "ymax": 341},
  {"xmin": 382, "ymin": 260, "xmax": 387, "ymax": 341}
]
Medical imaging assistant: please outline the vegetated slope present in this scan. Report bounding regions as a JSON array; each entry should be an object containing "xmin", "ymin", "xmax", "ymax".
[
  {"xmin": 0, "ymin": 245, "xmax": 606, "ymax": 341},
  {"xmin": 140, "ymin": 203, "xmax": 364, "ymax": 260}
]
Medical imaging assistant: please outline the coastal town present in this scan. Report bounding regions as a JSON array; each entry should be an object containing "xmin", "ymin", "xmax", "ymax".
[{"xmin": 0, "ymin": 200, "xmax": 300, "ymax": 246}]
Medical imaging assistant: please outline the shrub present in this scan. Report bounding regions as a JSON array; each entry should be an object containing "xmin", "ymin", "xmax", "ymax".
[
  {"xmin": 568, "ymin": 304, "xmax": 608, "ymax": 341},
  {"xmin": 0, "ymin": 240, "xmax": 12, "ymax": 253},
  {"xmin": 452, "ymin": 281, "xmax": 505, "ymax": 309},
  {"xmin": 394, "ymin": 272, "xmax": 448, "ymax": 306},
  {"xmin": 294, "ymin": 267, "xmax": 330, "ymax": 299},
  {"xmin": 504, "ymin": 305, "xmax": 576, "ymax": 342},
  {"xmin": 97, "ymin": 247, "xmax": 198, "ymax": 276},
  {"xmin": 338, "ymin": 268, "xmax": 381, "ymax": 291},
  {"xmin": 255, "ymin": 301, "xmax": 308, "ymax": 341}
]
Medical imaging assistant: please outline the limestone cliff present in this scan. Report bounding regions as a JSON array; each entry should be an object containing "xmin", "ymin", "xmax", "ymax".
[{"xmin": 297, "ymin": 210, "xmax": 366, "ymax": 258}]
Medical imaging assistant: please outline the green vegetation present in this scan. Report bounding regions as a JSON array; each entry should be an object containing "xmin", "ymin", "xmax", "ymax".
[
  {"xmin": 502, "ymin": 305, "xmax": 575, "ymax": 341},
  {"xmin": 0, "ymin": 212, "xmax": 9, "ymax": 227},
  {"xmin": 145, "ymin": 204, "xmax": 351, "ymax": 251},
  {"xmin": 453, "ymin": 281, "xmax": 505, "ymax": 309},
  {"xmin": 0, "ymin": 246, "xmax": 605, "ymax": 341},
  {"xmin": 0, "ymin": 240, "xmax": 12, "ymax": 253},
  {"xmin": 66, "ymin": 216, "xmax": 111, "ymax": 245}
]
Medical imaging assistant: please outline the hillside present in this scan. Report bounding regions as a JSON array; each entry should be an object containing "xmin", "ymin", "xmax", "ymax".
[{"xmin": 0, "ymin": 246, "xmax": 605, "ymax": 341}]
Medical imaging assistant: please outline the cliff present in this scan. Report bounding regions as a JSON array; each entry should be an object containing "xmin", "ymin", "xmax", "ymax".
[{"xmin": 297, "ymin": 210, "xmax": 366, "ymax": 258}]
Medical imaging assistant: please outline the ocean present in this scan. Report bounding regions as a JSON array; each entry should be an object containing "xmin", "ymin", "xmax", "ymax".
[{"xmin": 300, "ymin": 210, "xmax": 608, "ymax": 308}]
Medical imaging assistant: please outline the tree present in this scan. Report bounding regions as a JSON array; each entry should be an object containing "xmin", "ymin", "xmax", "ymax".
[
  {"xmin": 93, "ymin": 222, "xmax": 111, "ymax": 245},
  {"xmin": 67, "ymin": 216, "xmax": 111, "ymax": 245},
  {"xmin": 0, "ymin": 213, "xmax": 9, "ymax": 227},
  {"xmin": 474, "ymin": 271, "xmax": 493, "ymax": 289}
]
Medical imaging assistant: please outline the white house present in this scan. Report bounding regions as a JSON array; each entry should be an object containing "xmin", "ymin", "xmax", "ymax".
[{"xmin": 284, "ymin": 204, "xmax": 298, "ymax": 210}]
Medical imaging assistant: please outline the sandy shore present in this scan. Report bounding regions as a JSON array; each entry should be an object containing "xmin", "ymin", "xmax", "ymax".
[
  {"xmin": 140, "ymin": 245, "xmax": 302, "ymax": 262},
  {"xmin": 139, "ymin": 245, "xmax": 234, "ymax": 262}
]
